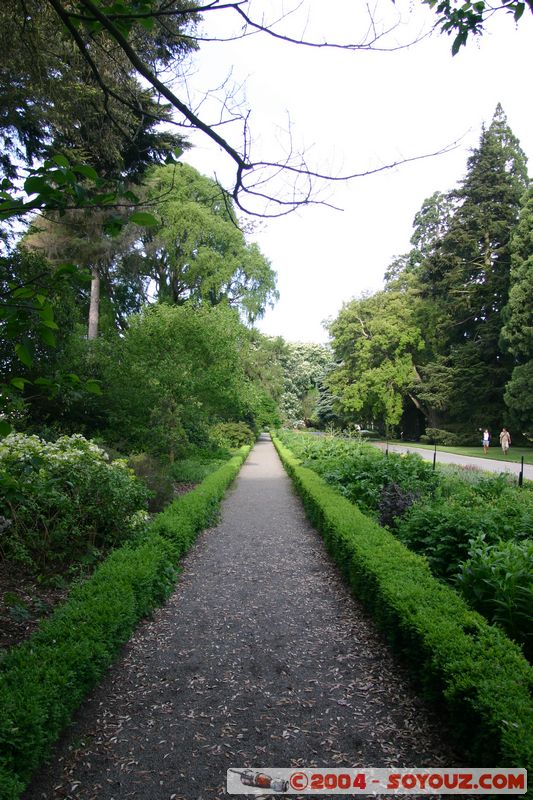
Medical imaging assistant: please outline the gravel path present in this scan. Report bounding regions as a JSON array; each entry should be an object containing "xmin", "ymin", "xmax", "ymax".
[{"xmin": 23, "ymin": 436, "xmax": 458, "ymax": 800}]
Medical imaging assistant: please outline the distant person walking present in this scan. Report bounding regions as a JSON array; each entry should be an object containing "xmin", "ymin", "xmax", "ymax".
[
  {"xmin": 482, "ymin": 429, "xmax": 491, "ymax": 455},
  {"xmin": 500, "ymin": 427, "xmax": 512, "ymax": 455}
]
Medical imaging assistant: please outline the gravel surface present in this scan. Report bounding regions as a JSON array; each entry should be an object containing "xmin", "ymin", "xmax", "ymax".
[{"xmin": 23, "ymin": 436, "xmax": 459, "ymax": 800}]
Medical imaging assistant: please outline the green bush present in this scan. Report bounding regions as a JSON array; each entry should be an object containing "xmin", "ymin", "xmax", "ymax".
[
  {"xmin": 0, "ymin": 445, "xmax": 250, "ymax": 800},
  {"xmin": 457, "ymin": 538, "xmax": 533, "ymax": 661},
  {"xmin": 273, "ymin": 434, "xmax": 533, "ymax": 775},
  {"xmin": 127, "ymin": 452, "xmax": 175, "ymax": 512},
  {"xmin": 169, "ymin": 452, "xmax": 228, "ymax": 484},
  {"xmin": 0, "ymin": 433, "xmax": 150, "ymax": 570},
  {"xmin": 420, "ymin": 427, "xmax": 461, "ymax": 446},
  {"xmin": 210, "ymin": 421, "xmax": 256, "ymax": 450},
  {"xmin": 395, "ymin": 500, "xmax": 492, "ymax": 580}
]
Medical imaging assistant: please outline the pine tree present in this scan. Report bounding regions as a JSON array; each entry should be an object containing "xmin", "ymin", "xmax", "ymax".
[
  {"xmin": 501, "ymin": 183, "xmax": 533, "ymax": 436},
  {"xmin": 417, "ymin": 105, "xmax": 528, "ymax": 431},
  {"xmin": 500, "ymin": 183, "xmax": 533, "ymax": 362}
]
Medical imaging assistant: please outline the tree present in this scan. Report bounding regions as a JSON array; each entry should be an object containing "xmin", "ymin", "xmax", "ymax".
[
  {"xmin": 140, "ymin": 164, "xmax": 278, "ymax": 321},
  {"xmin": 0, "ymin": 0, "xmax": 454, "ymax": 223},
  {"xmin": 74, "ymin": 303, "xmax": 258, "ymax": 458},
  {"xmin": 423, "ymin": 0, "xmax": 533, "ymax": 54},
  {"xmin": 414, "ymin": 105, "xmax": 528, "ymax": 431},
  {"xmin": 326, "ymin": 291, "xmax": 425, "ymax": 430},
  {"xmin": 0, "ymin": 0, "xmax": 195, "ymax": 184},
  {"xmin": 504, "ymin": 362, "xmax": 533, "ymax": 438},
  {"xmin": 501, "ymin": 183, "xmax": 533, "ymax": 435},
  {"xmin": 23, "ymin": 208, "xmax": 140, "ymax": 339},
  {"xmin": 500, "ymin": 183, "xmax": 533, "ymax": 363},
  {"xmin": 278, "ymin": 342, "xmax": 334, "ymax": 425}
]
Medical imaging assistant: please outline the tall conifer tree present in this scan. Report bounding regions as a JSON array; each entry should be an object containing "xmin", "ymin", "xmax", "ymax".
[
  {"xmin": 501, "ymin": 183, "xmax": 533, "ymax": 435},
  {"xmin": 417, "ymin": 105, "xmax": 528, "ymax": 431}
]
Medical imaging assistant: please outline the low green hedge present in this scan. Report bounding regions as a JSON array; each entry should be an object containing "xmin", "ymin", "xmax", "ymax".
[
  {"xmin": 0, "ymin": 446, "xmax": 249, "ymax": 800},
  {"xmin": 273, "ymin": 435, "xmax": 533, "ymax": 776}
]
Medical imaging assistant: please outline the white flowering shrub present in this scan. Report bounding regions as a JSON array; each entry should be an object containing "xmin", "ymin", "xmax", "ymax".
[{"xmin": 0, "ymin": 433, "xmax": 150, "ymax": 570}]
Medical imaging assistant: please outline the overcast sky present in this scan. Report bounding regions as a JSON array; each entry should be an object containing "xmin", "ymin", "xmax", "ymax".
[{"xmin": 181, "ymin": 0, "xmax": 533, "ymax": 343}]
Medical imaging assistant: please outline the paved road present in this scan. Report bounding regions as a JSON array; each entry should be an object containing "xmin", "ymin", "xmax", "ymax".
[
  {"xmin": 373, "ymin": 442, "xmax": 533, "ymax": 482},
  {"xmin": 24, "ymin": 436, "xmax": 457, "ymax": 800}
]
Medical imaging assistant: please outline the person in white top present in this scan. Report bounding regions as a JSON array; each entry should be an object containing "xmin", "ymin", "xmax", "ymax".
[{"xmin": 499, "ymin": 427, "xmax": 511, "ymax": 455}]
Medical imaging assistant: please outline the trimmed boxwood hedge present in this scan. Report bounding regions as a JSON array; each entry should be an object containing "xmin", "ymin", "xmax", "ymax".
[
  {"xmin": 0, "ymin": 446, "xmax": 249, "ymax": 800},
  {"xmin": 272, "ymin": 435, "xmax": 533, "ymax": 777}
]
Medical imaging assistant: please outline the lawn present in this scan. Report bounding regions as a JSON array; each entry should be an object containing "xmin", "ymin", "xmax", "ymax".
[{"xmin": 386, "ymin": 440, "xmax": 533, "ymax": 465}]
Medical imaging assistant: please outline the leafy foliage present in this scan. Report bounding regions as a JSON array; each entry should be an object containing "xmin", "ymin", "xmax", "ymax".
[
  {"xmin": 457, "ymin": 537, "xmax": 533, "ymax": 660},
  {"xmin": 140, "ymin": 164, "xmax": 278, "ymax": 322},
  {"xmin": 419, "ymin": 427, "xmax": 460, "ymax": 445},
  {"xmin": 276, "ymin": 342, "xmax": 335, "ymax": 426},
  {"xmin": 83, "ymin": 303, "xmax": 259, "ymax": 457},
  {"xmin": 327, "ymin": 290, "xmax": 425, "ymax": 428},
  {"xmin": 279, "ymin": 431, "xmax": 533, "ymax": 654},
  {"xmin": 210, "ymin": 422, "xmax": 256, "ymax": 450},
  {"xmin": 278, "ymin": 432, "xmax": 438, "ymax": 518},
  {"xmin": 424, "ymin": 0, "xmax": 533, "ymax": 54},
  {"xmin": 0, "ymin": 433, "xmax": 149, "ymax": 570}
]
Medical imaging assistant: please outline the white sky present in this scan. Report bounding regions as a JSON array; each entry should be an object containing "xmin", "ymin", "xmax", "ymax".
[{"xmin": 181, "ymin": 0, "xmax": 533, "ymax": 343}]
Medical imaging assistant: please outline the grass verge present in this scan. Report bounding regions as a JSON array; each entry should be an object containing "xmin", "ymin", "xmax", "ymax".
[
  {"xmin": 384, "ymin": 440, "xmax": 533, "ymax": 465},
  {"xmin": 272, "ymin": 434, "xmax": 533, "ymax": 781},
  {"xmin": 0, "ymin": 446, "xmax": 250, "ymax": 800}
]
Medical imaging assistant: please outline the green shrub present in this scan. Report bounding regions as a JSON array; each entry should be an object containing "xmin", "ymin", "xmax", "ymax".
[
  {"xmin": 395, "ymin": 500, "xmax": 492, "ymax": 580},
  {"xmin": 377, "ymin": 482, "xmax": 419, "ymax": 528},
  {"xmin": 210, "ymin": 421, "xmax": 255, "ymax": 449},
  {"xmin": 420, "ymin": 427, "xmax": 461, "ymax": 446},
  {"xmin": 273, "ymin": 434, "xmax": 533, "ymax": 774},
  {"xmin": 0, "ymin": 434, "xmax": 150, "ymax": 570},
  {"xmin": 127, "ymin": 452, "xmax": 175, "ymax": 512},
  {"xmin": 169, "ymin": 454, "xmax": 227, "ymax": 484},
  {"xmin": 0, "ymin": 445, "xmax": 250, "ymax": 799},
  {"xmin": 457, "ymin": 538, "xmax": 533, "ymax": 661}
]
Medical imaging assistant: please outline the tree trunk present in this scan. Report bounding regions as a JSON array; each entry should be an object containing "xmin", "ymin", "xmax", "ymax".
[{"xmin": 88, "ymin": 267, "xmax": 100, "ymax": 340}]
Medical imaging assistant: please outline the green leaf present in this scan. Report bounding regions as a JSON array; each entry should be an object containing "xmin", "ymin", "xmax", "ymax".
[
  {"xmin": 15, "ymin": 343, "xmax": 32, "ymax": 367},
  {"xmin": 129, "ymin": 211, "xmax": 159, "ymax": 227},
  {"xmin": 54, "ymin": 263, "xmax": 78, "ymax": 278},
  {"xmin": 39, "ymin": 318, "xmax": 59, "ymax": 330},
  {"xmin": 52, "ymin": 154, "xmax": 70, "ymax": 168},
  {"xmin": 10, "ymin": 377, "xmax": 31, "ymax": 390},
  {"xmin": 12, "ymin": 286, "xmax": 36, "ymax": 299},
  {"xmin": 24, "ymin": 176, "xmax": 51, "ymax": 195},
  {"xmin": 138, "ymin": 15, "xmax": 155, "ymax": 30},
  {"xmin": 0, "ymin": 420, "xmax": 12, "ymax": 437},
  {"xmin": 85, "ymin": 379, "xmax": 103, "ymax": 395},
  {"xmin": 103, "ymin": 215, "xmax": 125, "ymax": 236},
  {"xmin": 74, "ymin": 164, "xmax": 99, "ymax": 181},
  {"xmin": 39, "ymin": 327, "xmax": 57, "ymax": 347}
]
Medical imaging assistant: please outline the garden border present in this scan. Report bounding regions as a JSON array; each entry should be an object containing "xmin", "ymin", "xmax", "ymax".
[
  {"xmin": 272, "ymin": 434, "xmax": 533, "ymax": 780},
  {"xmin": 0, "ymin": 445, "xmax": 250, "ymax": 800}
]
